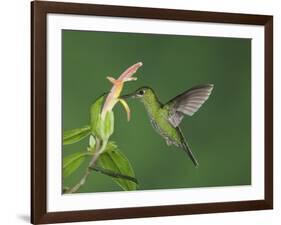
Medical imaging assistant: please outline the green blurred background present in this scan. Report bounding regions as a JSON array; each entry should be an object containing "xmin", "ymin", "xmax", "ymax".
[{"xmin": 62, "ymin": 30, "xmax": 251, "ymax": 193}]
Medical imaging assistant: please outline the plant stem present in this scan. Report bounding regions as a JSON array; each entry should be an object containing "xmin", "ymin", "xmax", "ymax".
[
  {"xmin": 65, "ymin": 168, "xmax": 91, "ymax": 194},
  {"xmin": 65, "ymin": 139, "xmax": 108, "ymax": 194}
]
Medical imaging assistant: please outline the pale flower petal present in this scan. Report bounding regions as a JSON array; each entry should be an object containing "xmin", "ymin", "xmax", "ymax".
[
  {"xmin": 118, "ymin": 98, "xmax": 131, "ymax": 121},
  {"xmin": 118, "ymin": 62, "xmax": 143, "ymax": 81},
  {"xmin": 101, "ymin": 62, "xmax": 143, "ymax": 120},
  {"xmin": 106, "ymin": 76, "xmax": 117, "ymax": 84}
]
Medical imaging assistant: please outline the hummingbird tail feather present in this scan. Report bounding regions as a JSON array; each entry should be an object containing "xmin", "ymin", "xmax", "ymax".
[
  {"xmin": 178, "ymin": 127, "xmax": 199, "ymax": 167},
  {"xmin": 182, "ymin": 141, "xmax": 199, "ymax": 167}
]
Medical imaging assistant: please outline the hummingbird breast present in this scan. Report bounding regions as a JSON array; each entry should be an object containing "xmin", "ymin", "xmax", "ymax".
[
  {"xmin": 148, "ymin": 108, "xmax": 182, "ymax": 147},
  {"xmin": 141, "ymin": 93, "xmax": 182, "ymax": 147}
]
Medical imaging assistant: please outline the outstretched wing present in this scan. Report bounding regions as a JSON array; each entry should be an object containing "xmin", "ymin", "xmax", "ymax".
[{"xmin": 164, "ymin": 84, "xmax": 214, "ymax": 127}]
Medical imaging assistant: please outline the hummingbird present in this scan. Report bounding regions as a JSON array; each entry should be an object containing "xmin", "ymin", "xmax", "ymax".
[{"xmin": 121, "ymin": 84, "xmax": 214, "ymax": 167}]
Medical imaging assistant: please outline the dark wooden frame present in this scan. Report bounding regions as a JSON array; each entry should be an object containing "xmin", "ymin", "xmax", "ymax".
[{"xmin": 31, "ymin": 1, "xmax": 273, "ymax": 224}]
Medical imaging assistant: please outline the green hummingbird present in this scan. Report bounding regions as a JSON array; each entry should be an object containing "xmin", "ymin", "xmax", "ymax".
[{"xmin": 122, "ymin": 84, "xmax": 214, "ymax": 167}]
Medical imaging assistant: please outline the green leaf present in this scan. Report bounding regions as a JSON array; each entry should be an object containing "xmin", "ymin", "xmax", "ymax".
[
  {"xmin": 96, "ymin": 114, "xmax": 105, "ymax": 139},
  {"xmin": 63, "ymin": 126, "xmax": 91, "ymax": 145},
  {"xmin": 90, "ymin": 95, "xmax": 105, "ymax": 137},
  {"xmin": 103, "ymin": 111, "xmax": 114, "ymax": 138},
  {"xmin": 97, "ymin": 142, "xmax": 137, "ymax": 191},
  {"xmin": 63, "ymin": 151, "xmax": 90, "ymax": 178}
]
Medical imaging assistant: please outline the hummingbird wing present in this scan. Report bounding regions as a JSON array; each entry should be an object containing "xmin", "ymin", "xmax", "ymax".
[{"xmin": 164, "ymin": 84, "xmax": 214, "ymax": 127}]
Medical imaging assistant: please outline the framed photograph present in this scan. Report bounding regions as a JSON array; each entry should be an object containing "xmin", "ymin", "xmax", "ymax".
[{"xmin": 31, "ymin": 1, "xmax": 273, "ymax": 224}]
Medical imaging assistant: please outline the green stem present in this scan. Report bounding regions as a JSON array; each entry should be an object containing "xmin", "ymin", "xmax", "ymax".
[
  {"xmin": 65, "ymin": 139, "xmax": 108, "ymax": 194},
  {"xmin": 89, "ymin": 166, "xmax": 138, "ymax": 184}
]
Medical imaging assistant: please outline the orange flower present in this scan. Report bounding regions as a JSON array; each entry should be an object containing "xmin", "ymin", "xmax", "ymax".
[{"xmin": 101, "ymin": 62, "xmax": 143, "ymax": 121}]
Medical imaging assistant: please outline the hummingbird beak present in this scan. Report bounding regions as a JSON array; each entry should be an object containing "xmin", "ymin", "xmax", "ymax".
[{"xmin": 120, "ymin": 93, "xmax": 136, "ymax": 99}]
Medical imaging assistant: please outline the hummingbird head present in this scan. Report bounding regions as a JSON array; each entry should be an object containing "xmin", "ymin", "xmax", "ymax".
[
  {"xmin": 121, "ymin": 86, "xmax": 154, "ymax": 101},
  {"xmin": 121, "ymin": 86, "xmax": 162, "ymax": 113}
]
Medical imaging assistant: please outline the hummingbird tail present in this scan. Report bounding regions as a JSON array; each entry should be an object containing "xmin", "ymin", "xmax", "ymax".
[
  {"xmin": 182, "ymin": 141, "xmax": 199, "ymax": 167},
  {"xmin": 178, "ymin": 127, "xmax": 199, "ymax": 167}
]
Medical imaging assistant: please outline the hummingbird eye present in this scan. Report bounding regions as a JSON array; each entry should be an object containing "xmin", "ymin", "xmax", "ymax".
[{"xmin": 138, "ymin": 89, "xmax": 145, "ymax": 96}]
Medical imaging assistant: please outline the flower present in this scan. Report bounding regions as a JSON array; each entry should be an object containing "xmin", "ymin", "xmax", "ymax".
[{"xmin": 101, "ymin": 62, "xmax": 143, "ymax": 121}]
